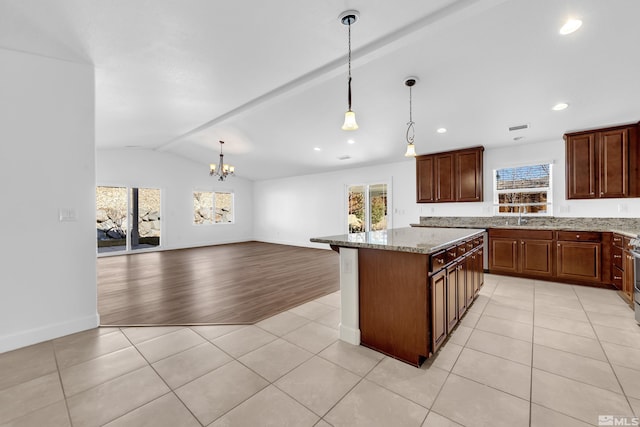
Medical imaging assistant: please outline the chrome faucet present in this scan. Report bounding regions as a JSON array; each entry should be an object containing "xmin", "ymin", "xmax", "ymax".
[{"xmin": 517, "ymin": 208, "xmax": 528, "ymax": 226}]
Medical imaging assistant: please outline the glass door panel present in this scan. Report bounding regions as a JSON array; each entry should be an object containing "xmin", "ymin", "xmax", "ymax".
[
  {"xmin": 96, "ymin": 186, "xmax": 128, "ymax": 253},
  {"xmin": 348, "ymin": 185, "xmax": 365, "ymax": 233},
  {"xmin": 131, "ymin": 187, "xmax": 161, "ymax": 251},
  {"xmin": 369, "ymin": 184, "xmax": 388, "ymax": 231}
]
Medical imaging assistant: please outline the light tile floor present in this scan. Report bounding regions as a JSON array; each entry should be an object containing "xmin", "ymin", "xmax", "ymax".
[{"xmin": 1, "ymin": 274, "xmax": 639, "ymax": 426}]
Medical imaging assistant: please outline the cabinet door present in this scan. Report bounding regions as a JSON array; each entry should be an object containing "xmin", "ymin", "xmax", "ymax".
[
  {"xmin": 489, "ymin": 238, "xmax": 518, "ymax": 273},
  {"xmin": 566, "ymin": 133, "xmax": 597, "ymax": 199},
  {"xmin": 431, "ymin": 269, "xmax": 447, "ymax": 353},
  {"xmin": 599, "ymin": 128, "xmax": 629, "ymax": 198},
  {"xmin": 464, "ymin": 256, "xmax": 474, "ymax": 306},
  {"xmin": 416, "ymin": 156, "xmax": 434, "ymax": 202},
  {"xmin": 456, "ymin": 149, "xmax": 483, "ymax": 202},
  {"xmin": 556, "ymin": 241, "xmax": 601, "ymax": 283},
  {"xmin": 475, "ymin": 248, "xmax": 484, "ymax": 293},
  {"xmin": 435, "ymin": 153, "xmax": 455, "ymax": 202},
  {"xmin": 623, "ymin": 252, "xmax": 634, "ymax": 303},
  {"xmin": 446, "ymin": 265, "xmax": 459, "ymax": 331},
  {"xmin": 456, "ymin": 262, "xmax": 467, "ymax": 318},
  {"xmin": 521, "ymin": 239, "xmax": 554, "ymax": 277}
]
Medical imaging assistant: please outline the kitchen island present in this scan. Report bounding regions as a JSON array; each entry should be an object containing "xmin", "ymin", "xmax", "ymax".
[{"xmin": 311, "ymin": 227, "xmax": 485, "ymax": 366}]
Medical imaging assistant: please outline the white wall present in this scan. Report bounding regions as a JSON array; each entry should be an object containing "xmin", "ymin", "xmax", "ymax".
[
  {"xmin": 97, "ymin": 149, "xmax": 254, "ymax": 250},
  {"xmin": 0, "ymin": 48, "xmax": 97, "ymax": 352},
  {"xmin": 254, "ymin": 139, "xmax": 640, "ymax": 249},
  {"xmin": 253, "ymin": 160, "xmax": 420, "ymax": 248}
]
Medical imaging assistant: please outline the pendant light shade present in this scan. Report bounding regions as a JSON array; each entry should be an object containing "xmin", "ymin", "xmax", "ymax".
[
  {"xmin": 342, "ymin": 110, "xmax": 358, "ymax": 131},
  {"xmin": 340, "ymin": 11, "xmax": 359, "ymax": 131},
  {"xmin": 404, "ymin": 142, "xmax": 416, "ymax": 157},
  {"xmin": 404, "ymin": 77, "xmax": 418, "ymax": 157}
]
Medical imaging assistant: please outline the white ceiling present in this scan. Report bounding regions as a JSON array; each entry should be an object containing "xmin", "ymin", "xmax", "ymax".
[{"xmin": 2, "ymin": 0, "xmax": 639, "ymax": 180}]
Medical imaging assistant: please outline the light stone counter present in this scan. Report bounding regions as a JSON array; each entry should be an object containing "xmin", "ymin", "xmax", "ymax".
[
  {"xmin": 310, "ymin": 227, "xmax": 485, "ymax": 254},
  {"xmin": 411, "ymin": 216, "xmax": 640, "ymax": 238}
]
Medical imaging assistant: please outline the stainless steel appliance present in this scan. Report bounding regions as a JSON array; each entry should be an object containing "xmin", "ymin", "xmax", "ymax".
[{"xmin": 631, "ymin": 238, "xmax": 640, "ymax": 323}]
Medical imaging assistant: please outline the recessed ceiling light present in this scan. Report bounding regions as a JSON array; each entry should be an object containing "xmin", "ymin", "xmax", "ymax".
[
  {"xmin": 436, "ymin": 128, "xmax": 447, "ymax": 134},
  {"xmin": 559, "ymin": 18, "xmax": 582, "ymax": 35},
  {"xmin": 313, "ymin": 147, "xmax": 321, "ymax": 151},
  {"xmin": 552, "ymin": 102, "xmax": 569, "ymax": 111},
  {"xmin": 347, "ymin": 139, "xmax": 355, "ymax": 144}
]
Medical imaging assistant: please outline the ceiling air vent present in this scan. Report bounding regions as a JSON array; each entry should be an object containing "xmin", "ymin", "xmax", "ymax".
[
  {"xmin": 338, "ymin": 155, "xmax": 351, "ymax": 161},
  {"xmin": 508, "ymin": 124, "xmax": 530, "ymax": 132}
]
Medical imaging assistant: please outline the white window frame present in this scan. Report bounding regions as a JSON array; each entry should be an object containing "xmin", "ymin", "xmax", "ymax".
[
  {"xmin": 493, "ymin": 163, "xmax": 553, "ymax": 216},
  {"xmin": 193, "ymin": 189, "xmax": 235, "ymax": 225}
]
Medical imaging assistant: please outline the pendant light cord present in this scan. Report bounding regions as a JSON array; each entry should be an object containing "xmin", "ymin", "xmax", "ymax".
[
  {"xmin": 347, "ymin": 21, "xmax": 352, "ymax": 110},
  {"xmin": 406, "ymin": 85, "xmax": 415, "ymax": 144}
]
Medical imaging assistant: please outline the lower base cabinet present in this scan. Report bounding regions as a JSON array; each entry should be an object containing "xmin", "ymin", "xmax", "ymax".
[{"xmin": 430, "ymin": 242, "xmax": 484, "ymax": 354}]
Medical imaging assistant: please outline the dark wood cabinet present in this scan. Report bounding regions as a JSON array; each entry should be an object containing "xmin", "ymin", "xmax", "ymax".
[
  {"xmin": 613, "ymin": 233, "xmax": 635, "ymax": 305},
  {"xmin": 456, "ymin": 149, "xmax": 484, "ymax": 202},
  {"xmin": 556, "ymin": 241, "xmax": 601, "ymax": 283},
  {"xmin": 488, "ymin": 229, "xmax": 553, "ymax": 279},
  {"xmin": 565, "ymin": 122, "xmax": 640, "ymax": 199},
  {"xmin": 446, "ymin": 264, "xmax": 459, "ymax": 331},
  {"xmin": 431, "ymin": 268, "xmax": 447, "ymax": 352},
  {"xmin": 435, "ymin": 153, "xmax": 455, "ymax": 202},
  {"xmin": 416, "ymin": 146, "xmax": 484, "ymax": 203},
  {"xmin": 416, "ymin": 156, "xmax": 434, "ymax": 202},
  {"xmin": 429, "ymin": 235, "xmax": 484, "ymax": 354},
  {"xmin": 556, "ymin": 231, "xmax": 602, "ymax": 284},
  {"xmin": 623, "ymin": 251, "xmax": 634, "ymax": 303},
  {"xmin": 521, "ymin": 240, "xmax": 554, "ymax": 278}
]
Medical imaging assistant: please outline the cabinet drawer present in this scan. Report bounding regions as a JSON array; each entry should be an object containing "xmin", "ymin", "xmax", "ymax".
[
  {"xmin": 612, "ymin": 266, "xmax": 624, "ymax": 290},
  {"xmin": 430, "ymin": 250, "xmax": 448, "ymax": 273},
  {"xmin": 556, "ymin": 231, "xmax": 601, "ymax": 242},
  {"xmin": 489, "ymin": 228, "xmax": 553, "ymax": 240},
  {"xmin": 612, "ymin": 234, "xmax": 624, "ymax": 247},
  {"xmin": 456, "ymin": 243, "xmax": 468, "ymax": 257},
  {"xmin": 612, "ymin": 246, "xmax": 623, "ymax": 269}
]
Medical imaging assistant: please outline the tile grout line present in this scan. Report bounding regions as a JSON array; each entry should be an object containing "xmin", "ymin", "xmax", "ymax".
[
  {"xmin": 574, "ymin": 287, "xmax": 638, "ymax": 418},
  {"xmin": 118, "ymin": 326, "xmax": 206, "ymax": 427}
]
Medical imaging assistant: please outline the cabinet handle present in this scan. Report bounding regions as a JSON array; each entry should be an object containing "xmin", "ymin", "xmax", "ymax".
[
  {"xmin": 448, "ymin": 252, "xmax": 456, "ymax": 257},
  {"xmin": 437, "ymin": 258, "xmax": 444, "ymax": 264},
  {"xmin": 614, "ymin": 275, "xmax": 622, "ymax": 280},
  {"xmin": 614, "ymin": 255, "xmax": 622, "ymax": 259},
  {"xmin": 576, "ymin": 235, "xmax": 580, "ymax": 239},
  {"xmin": 557, "ymin": 243, "xmax": 560, "ymax": 247}
]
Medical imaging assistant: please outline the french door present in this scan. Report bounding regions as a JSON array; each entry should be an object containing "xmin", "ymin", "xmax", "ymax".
[
  {"xmin": 347, "ymin": 183, "xmax": 389, "ymax": 233},
  {"xmin": 96, "ymin": 186, "xmax": 161, "ymax": 254}
]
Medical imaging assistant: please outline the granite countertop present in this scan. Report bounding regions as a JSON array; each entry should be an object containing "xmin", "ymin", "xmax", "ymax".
[
  {"xmin": 410, "ymin": 216, "xmax": 640, "ymax": 238},
  {"xmin": 310, "ymin": 227, "xmax": 485, "ymax": 254}
]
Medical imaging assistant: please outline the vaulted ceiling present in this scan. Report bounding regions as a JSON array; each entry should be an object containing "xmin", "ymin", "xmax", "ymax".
[{"xmin": 2, "ymin": 0, "xmax": 639, "ymax": 180}]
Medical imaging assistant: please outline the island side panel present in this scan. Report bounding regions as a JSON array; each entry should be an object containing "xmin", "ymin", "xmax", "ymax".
[
  {"xmin": 338, "ymin": 247, "xmax": 360, "ymax": 345},
  {"xmin": 358, "ymin": 248, "xmax": 430, "ymax": 366}
]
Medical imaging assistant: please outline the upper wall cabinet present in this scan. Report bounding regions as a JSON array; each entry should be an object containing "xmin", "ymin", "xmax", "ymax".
[
  {"xmin": 565, "ymin": 122, "xmax": 640, "ymax": 199},
  {"xmin": 416, "ymin": 146, "xmax": 484, "ymax": 203}
]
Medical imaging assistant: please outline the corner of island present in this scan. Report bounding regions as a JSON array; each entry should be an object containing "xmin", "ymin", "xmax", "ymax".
[{"xmin": 311, "ymin": 227, "xmax": 486, "ymax": 366}]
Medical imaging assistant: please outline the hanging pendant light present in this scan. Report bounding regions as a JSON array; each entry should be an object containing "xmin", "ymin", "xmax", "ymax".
[
  {"xmin": 404, "ymin": 77, "xmax": 418, "ymax": 157},
  {"xmin": 340, "ymin": 11, "xmax": 359, "ymax": 131},
  {"xmin": 209, "ymin": 140, "xmax": 235, "ymax": 181}
]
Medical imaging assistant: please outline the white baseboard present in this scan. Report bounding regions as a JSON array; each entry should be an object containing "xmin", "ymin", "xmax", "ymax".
[{"xmin": 0, "ymin": 313, "xmax": 100, "ymax": 353}]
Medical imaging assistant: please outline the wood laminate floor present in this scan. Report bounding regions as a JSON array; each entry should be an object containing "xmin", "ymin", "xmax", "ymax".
[{"xmin": 97, "ymin": 241, "xmax": 339, "ymax": 325}]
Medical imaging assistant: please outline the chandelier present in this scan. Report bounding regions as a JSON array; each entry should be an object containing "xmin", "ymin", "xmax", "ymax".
[
  {"xmin": 209, "ymin": 140, "xmax": 235, "ymax": 181},
  {"xmin": 340, "ymin": 10, "xmax": 359, "ymax": 131},
  {"xmin": 404, "ymin": 77, "xmax": 418, "ymax": 157}
]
